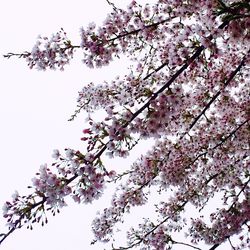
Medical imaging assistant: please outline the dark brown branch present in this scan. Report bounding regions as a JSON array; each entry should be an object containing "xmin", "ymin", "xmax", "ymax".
[
  {"xmin": 105, "ymin": 18, "xmax": 171, "ymax": 44},
  {"xmin": 3, "ymin": 45, "xmax": 80, "ymax": 60},
  {"xmin": 209, "ymin": 243, "xmax": 220, "ymax": 250},
  {"xmin": 121, "ymin": 45, "xmax": 205, "ymax": 129},
  {"xmin": 227, "ymin": 178, "xmax": 250, "ymax": 212},
  {"xmin": 3, "ymin": 52, "xmax": 31, "ymax": 59},
  {"xmin": 105, "ymin": 0, "xmax": 120, "ymax": 12},
  {"xmin": 172, "ymin": 240, "xmax": 202, "ymax": 250},
  {"xmin": 187, "ymin": 51, "xmax": 248, "ymax": 133}
]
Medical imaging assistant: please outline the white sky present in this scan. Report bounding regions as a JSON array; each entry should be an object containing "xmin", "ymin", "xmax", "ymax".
[{"xmin": 0, "ymin": 1, "xmax": 232, "ymax": 250}]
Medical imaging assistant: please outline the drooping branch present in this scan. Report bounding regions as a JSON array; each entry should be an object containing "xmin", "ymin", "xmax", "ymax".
[
  {"xmin": 3, "ymin": 18, "xmax": 172, "ymax": 60},
  {"xmin": 3, "ymin": 44, "xmax": 81, "ymax": 59},
  {"xmin": 3, "ymin": 52, "xmax": 31, "ymax": 59},
  {"xmin": 208, "ymin": 243, "xmax": 220, "ymax": 250}
]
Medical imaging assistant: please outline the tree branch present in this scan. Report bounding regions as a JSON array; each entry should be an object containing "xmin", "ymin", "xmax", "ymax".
[
  {"xmin": 187, "ymin": 50, "xmax": 249, "ymax": 133},
  {"xmin": 3, "ymin": 18, "xmax": 171, "ymax": 60},
  {"xmin": 209, "ymin": 243, "xmax": 220, "ymax": 250},
  {"xmin": 172, "ymin": 240, "xmax": 202, "ymax": 250},
  {"xmin": 228, "ymin": 237, "xmax": 236, "ymax": 250}
]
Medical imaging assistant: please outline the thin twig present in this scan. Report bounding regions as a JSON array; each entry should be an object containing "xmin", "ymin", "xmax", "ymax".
[
  {"xmin": 227, "ymin": 178, "xmax": 250, "ymax": 212},
  {"xmin": 209, "ymin": 243, "xmax": 220, "ymax": 250},
  {"xmin": 228, "ymin": 237, "xmax": 236, "ymax": 250},
  {"xmin": 172, "ymin": 240, "xmax": 202, "ymax": 250}
]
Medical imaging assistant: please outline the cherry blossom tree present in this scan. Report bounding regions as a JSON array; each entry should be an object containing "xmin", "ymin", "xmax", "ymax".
[{"xmin": 1, "ymin": 0, "xmax": 250, "ymax": 249}]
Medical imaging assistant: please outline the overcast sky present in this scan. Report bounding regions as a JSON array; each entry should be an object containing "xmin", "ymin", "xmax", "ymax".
[{"xmin": 0, "ymin": 1, "xmax": 231, "ymax": 250}]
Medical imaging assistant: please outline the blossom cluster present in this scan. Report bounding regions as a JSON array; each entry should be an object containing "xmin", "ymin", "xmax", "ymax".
[
  {"xmin": 190, "ymin": 199, "xmax": 250, "ymax": 245},
  {"xmin": 26, "ymin": 28, "xmax": 76, "ymax": 70},
  {"xmin": 2, "ymin": 148, "xmax": 114, "ymax": 232},
  {"xmin": 92, "ymin": 183, "xmax": 149, "ymax": 243}
]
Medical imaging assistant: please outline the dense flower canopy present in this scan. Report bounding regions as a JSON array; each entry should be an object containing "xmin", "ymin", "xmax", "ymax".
[{"xmin": 1, "ymin": 0, "xmax": 250, "ymax": 249}]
